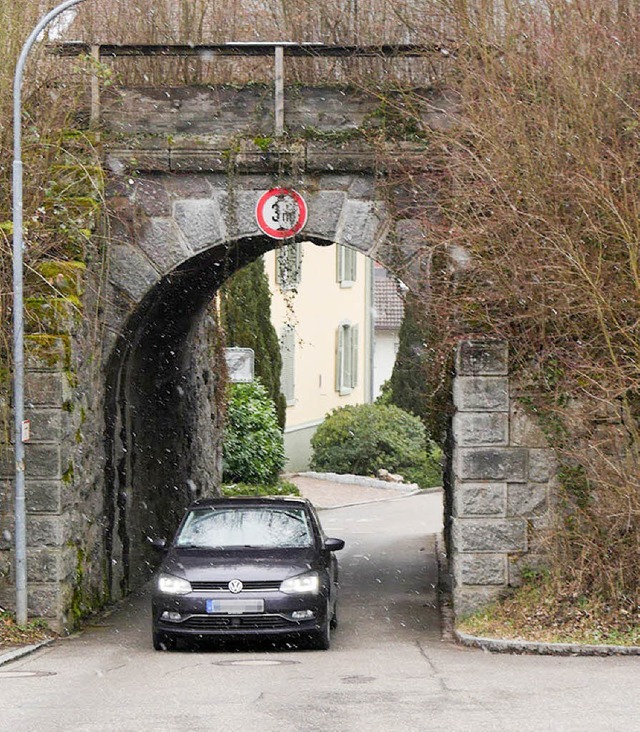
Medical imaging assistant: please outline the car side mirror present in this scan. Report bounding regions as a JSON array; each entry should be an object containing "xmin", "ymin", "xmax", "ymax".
[
  {"xmin": 150, "ymin": 538, "xmax": 168, "ymax": 552},
  {"xmin": 324, "ymin": 537, "xmax": 345, "ymax": 552}
]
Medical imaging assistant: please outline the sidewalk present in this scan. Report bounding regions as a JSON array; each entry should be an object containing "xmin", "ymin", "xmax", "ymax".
[
  {"xmin": 0, "ymin": 639, "xmax": 54, "ymax": 667},
  {"xmin": 288, "ymin": 472, "xmax": 424, "ymax": 509}
]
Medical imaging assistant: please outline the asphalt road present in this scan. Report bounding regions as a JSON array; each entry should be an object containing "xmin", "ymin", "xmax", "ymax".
[{"xmin": 1, "ymin": 492, "xmax": 639, "ymax": 732}]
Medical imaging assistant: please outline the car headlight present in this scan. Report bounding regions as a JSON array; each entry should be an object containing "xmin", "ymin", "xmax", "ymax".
[
  {"xmin": 280, "ymin": 571, "xmax": 320, "ymax": 595},
  {"xmin": 157, "ymin": 573, "xmax": 192, "ymax": 595}
]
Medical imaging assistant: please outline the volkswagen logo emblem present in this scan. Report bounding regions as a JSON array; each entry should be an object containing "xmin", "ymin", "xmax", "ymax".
[{"xmin": 228, "ymin": 579, "xmax": 243, "ymax": 594}]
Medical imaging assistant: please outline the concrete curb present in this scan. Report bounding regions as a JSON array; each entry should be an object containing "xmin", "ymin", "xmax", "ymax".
[
  {"xmin": 297, "ymin": 471, "xmax": 425, "ymax": 492},
  {"xmin": 454, "ymin": 629, "xmax": 640, "ymax": 657},
  {"xmin": 0, "ymin": 638, "xmax": 54, "ymax": 668},
  {"xmin": 317, "ymin": 487, "xmax": 425, "ymax": 511}
]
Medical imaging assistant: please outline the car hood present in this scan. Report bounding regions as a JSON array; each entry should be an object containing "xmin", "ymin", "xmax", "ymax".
[{"xmin": 160, "ymin": 547, "xmax": 319, "ymax": 582}]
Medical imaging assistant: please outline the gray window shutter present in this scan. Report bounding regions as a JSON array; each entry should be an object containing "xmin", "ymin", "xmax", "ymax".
[
  {"xmin": 350, "ymin": 324, "xmax": 359, "ymax": 388},
  {"xmin": 280, "ymin": 326, "xmax": 296, "ymax": 402},
  {"xmin": 347, "ymin": 247, "xmax": 357, "ymax": 282},
  {"xmin": 335, "ymin": 324, "xmax": 344, "ymax": 392},
  {"xmin": 277, "ymin": 244, "xmax": 302, "ymax": 291}
]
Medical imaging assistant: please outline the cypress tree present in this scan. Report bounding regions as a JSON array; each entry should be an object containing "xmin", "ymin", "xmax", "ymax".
[
  {"xmin": 219, "ymin": 258, "xmax": 287, "ymax": 428},
  {"xmin": 385, "ymin": 293, "xmax": 452, "ymax": 444}
]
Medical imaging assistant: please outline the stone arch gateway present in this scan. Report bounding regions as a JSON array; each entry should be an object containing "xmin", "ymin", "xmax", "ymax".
[
  {"xmin": 0, "ymin": 82, "xmax": 557, "ymax": 631},
  {"xmin": 101, "ymin": 173, "xmax": 391, "ymax": 600}
]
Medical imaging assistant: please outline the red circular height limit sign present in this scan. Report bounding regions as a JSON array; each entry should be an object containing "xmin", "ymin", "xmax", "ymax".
[{"xmin": 255, "ymin": 188, "xmax": 308, "ymax": 239}]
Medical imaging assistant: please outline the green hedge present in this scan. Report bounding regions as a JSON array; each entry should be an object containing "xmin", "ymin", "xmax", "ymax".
[
  {"xmin": 222, "ymin": 380, "xmax": 285, "ymax": 486},
  {"xmin": 310, "ymin": 403, "xmax": 441, "ymax": 488},
  {"xmin": 222, "ymin": 480, "xmax": 300, "ymax": 497}
]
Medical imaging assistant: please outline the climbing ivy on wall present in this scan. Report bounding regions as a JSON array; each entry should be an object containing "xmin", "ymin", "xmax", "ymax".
[{"xmin": 0, "ymin": 2, "xmax": 105, "ymax": 414}]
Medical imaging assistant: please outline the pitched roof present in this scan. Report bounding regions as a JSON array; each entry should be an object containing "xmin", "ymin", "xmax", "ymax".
[{"xmin": 374, "ymin": 275, "xmax": 405, "ymax": 330}]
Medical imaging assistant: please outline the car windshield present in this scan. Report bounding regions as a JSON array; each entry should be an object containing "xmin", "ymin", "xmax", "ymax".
[{"xmin": 175, "ymin": 506, "xmax": 314, "ymax": 549}]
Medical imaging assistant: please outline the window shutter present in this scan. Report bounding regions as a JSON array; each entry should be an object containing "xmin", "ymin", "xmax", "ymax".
[
  {"xmin": 335, "ymin": 324, "xmax": 344, "ymax": 392},
  {"xmin": 294, "ymin": 244, "xmax": 302, "ymax": 285},
  {"xmin": 280, "ymin": 326, "xmax": 296, "ymax": 402},
  {"xmin": 337, "ymin": 245, "xmax": 357, "ymax": 285},
  {"xmin": 347, "ymin": 247, "xmax": 357, "ymax": 282},
  {"xmin": 277, "ymin": 243, "xmax": 302, "ymax": 291},
  {"xmin": 344, "ymin": 325, "xmax": 353, "ymax": 389},
  {"xmin": 350, "ymin": 324, "xmax": 359, "ymax": 388}
]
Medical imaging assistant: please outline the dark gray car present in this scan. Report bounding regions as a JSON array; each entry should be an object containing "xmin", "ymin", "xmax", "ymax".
[{"xmin": 151, "ymin": 496, "xmax": 344, "ymax": 650}]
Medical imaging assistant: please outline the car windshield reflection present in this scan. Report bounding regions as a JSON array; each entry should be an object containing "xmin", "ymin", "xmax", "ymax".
[{"xmin": 175, "ymin": 506, "xmax": 314, "ymax": 549}]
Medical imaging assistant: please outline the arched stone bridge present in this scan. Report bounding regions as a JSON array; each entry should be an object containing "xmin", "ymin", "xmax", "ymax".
[{"xmin": 0, "ymin": 69, "xmax": 556, "ymax": 630}]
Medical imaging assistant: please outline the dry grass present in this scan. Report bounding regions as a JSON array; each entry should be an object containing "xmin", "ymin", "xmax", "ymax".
[
  {"xmin": 0, "ymin": 611, "xmax": 54, "ymax": 649},
  {"xmin": 399, "ymin": 0, "xmax": 640, "ymax": 615},
  {"xmin": 459, "ymin": 575, "xmax": 640, "ymax": 647}
]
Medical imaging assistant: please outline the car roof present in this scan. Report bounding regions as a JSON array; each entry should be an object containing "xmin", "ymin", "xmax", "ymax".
[{"xmin": 187, "ymin": 496, "xmax": 312, "ymax": 510}]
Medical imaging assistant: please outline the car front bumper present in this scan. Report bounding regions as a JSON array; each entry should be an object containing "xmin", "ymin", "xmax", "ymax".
[{"xmin": 152, "ymin": 590, "xmax": 329, "ymax": 639}]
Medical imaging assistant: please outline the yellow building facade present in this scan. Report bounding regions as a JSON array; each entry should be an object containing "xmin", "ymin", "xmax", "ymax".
[{"xmin": 264, "ymin": 241, "xmax": 373, "ymax": 471}]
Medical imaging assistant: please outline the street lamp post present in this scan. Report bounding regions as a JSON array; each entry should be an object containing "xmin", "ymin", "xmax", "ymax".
[{"xmin": 13, "ymin": 0, "xmax": 89, "ymax": 626}]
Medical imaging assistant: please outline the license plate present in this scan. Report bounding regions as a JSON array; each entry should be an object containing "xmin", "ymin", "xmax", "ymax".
[{"xmin": 206, "ymin": 599, "xmax": 264, "ymax": 614}]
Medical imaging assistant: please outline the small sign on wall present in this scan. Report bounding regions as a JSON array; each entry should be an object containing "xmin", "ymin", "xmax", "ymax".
[
  {"xmin": 225, "ymin": 348, "xmax": 255, "ymax": 383},
  {"xmin": 21, "ymin": 420, "xmax": 31, "ymax": 443}
]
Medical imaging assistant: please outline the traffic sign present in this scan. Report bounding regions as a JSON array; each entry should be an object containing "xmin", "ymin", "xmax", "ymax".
[
  {"xmin": 256, "ymin": 188, "xmax": 308, "ymax": 239},
  {"xmin": 225, "ymin": 348, "xmax": 255, "ymax": 383}
]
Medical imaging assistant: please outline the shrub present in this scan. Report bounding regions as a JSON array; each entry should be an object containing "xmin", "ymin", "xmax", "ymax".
[
  {"xmin": 222, "ymin": 480, "xmax": 300, "ymax": 497},
  {"xmin": 310, "ymin": 403, "xmax": 441, "ymax": 488},
  {"xmin": 222, "ymin": 380, "xmax": 285, "ymax": 486}
]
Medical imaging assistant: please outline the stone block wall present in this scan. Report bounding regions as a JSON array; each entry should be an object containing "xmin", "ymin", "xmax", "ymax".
[
  {"xmin": 0, "ymin": 337, "xmax": 78, "ymax": 630},
  {"xmin": 450, "ymin": 340, "xmax": 556, "ymax": 618}
]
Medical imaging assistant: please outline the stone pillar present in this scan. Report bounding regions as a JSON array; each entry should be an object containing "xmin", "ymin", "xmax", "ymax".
[
  {"xmin": 0, "ymin": 337, "xmax": 75, "ymax": 631},
  {"xmin": 450, "ymin": 340, "xmax": 555, "ymax": 618}
]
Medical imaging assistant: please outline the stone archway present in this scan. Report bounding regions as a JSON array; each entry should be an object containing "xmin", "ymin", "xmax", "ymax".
[
  {"xmin": 0, "ymin": 84, "xmax": 556, "ymax": 630},
  {"xmin": 100, "ymin": 174, "xmax": 394, "ymax": 599}
]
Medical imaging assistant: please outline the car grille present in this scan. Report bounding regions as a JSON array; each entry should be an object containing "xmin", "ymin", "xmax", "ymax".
[
  {"xmin": 190, "ymin": 580, "xmax": 282, "ymax": 592},
  {"xmin": 180, "ymin": 614, "xmax": 294, "ymax": 630}
]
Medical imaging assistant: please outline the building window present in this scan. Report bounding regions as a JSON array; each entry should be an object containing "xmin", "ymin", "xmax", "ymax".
[
  {"xmin": 335, "ymin": 322, "xmax": 359, "ymax": 394},
  {"xmin": 336, "ymin": 244, "xmax": 357, "ymax": 287},
  {"xmin": 276, "ymin": 243, "xmax": 302, "ymax": 291},
  {"xmin": 280, "ymin": 325, "xmax": 296, "ymax": 404}
]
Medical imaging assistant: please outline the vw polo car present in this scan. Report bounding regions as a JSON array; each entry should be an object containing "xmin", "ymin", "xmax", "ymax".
[{"xmin": 151, "ymin": 496, "xmax": 344, "ymax": 650}]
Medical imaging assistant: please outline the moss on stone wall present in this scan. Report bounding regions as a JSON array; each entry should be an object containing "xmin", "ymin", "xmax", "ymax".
[
  {"xmin": 67, "ymin": 542, "xmax": 105, "ymax": 626},
  {"xmin": 35, "ymin": 260, "xmax": 86, "ymax": 298},
  {"xmin": 25, "ymin": 335, "xmax": 71, "ymax": 370}
]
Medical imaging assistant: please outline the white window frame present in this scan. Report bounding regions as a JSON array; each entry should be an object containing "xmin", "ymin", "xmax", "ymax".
[
  {"xmin": 280, "ymin": 324, "xmax": 296, "ymax": 405},
  {"xmin": 335, "ymin": 321, "xmax": 359, "ymax": 395},
  {"xmin": 276, "ymin": 242, "xmax": 302, "ymax": 291},
  {"xmin": 336, "ymin": 244, "xmax": 357, "ymax": 287}
]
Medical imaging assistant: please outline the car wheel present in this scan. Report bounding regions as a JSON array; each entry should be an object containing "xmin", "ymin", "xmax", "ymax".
[
  {"xmin": 153, "ymin": 631, "xmax": 176, "ymax": 651},
  {"xmin": 309, "ymin": 611, "xmax": 331, "ymax": 651},
  {"xmin": 330, "ymin": 601, "xmax": 338, "ymax": 630}
]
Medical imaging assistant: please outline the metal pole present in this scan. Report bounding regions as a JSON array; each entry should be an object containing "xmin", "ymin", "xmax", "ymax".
[
  {"xmin": 274, "ymin": 45, "xmax": 284, "ymax": 136},
  {"xmin": 12, "ymin": 0, "xmax": 89, "ymax": 626},
  {"xmin": 90, "ymin": 44, "xmax": 101, "ymax": 128}
]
